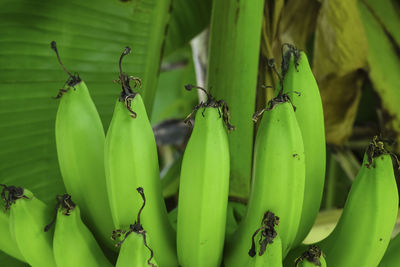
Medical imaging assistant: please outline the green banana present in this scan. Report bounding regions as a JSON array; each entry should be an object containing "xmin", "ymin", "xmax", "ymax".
[
  {"xmin": 115, "ymin": 231, "xmax": 158, "ymax": 267},
  {"xmin": 294, "ymin": 246, "xmax": 327, "ymax": 267},
  {"xmin": 244, "ymin": 211, "xmax": 282, "ymax": 267},
  {"xmin": 379, "ymin": 232, "xmax": 400, "ymax": 266},
  {"xmin": 104, "ymin": 47, "xmax": 177, "ymax": 267},
  {"xmin": 224, "ymin": 93, "xmax": 305, "ymax": 266},
  {"xmin": 51, "ymin": 41, "xmax": 114, "ymax": 249},
  {"xmin": 316, "ymin": 137, "xmax": 398, "ymax": 267},
  {"xmin": 114, "ymin": 187, "xmax": 158, "ymax": 267},
  {"xmin": 177, "ymin": 85, "xmax": 232, "ymax": 267},
  {"xmin": 3, "ymin": 185, "xmax": 56, "ymax": 267},
  {"xmin": 50, "ymin": 194, "xmax": 112, "ymax": 267},
  {"xmin": 280, "ymin": 45, "xmax": 326, "ymax": 247},
  {"xmin": 0, "ymin": 193, "xmax": 24, "ymax": 262}
]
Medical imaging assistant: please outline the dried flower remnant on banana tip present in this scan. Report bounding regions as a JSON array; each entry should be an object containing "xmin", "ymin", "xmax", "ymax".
[
  {"xmin": 114, "ymin": 46, "xmax": 142, "ymax": 118},
  {"xmin": 248, "ymin": 211, "xmax": 279, "ymax": 257},
  {"xmin": 44, "ymin": 194, "xmax": 76, "ymax": 232},
  {"xmin": 112, "ymin": 187, "xmax": 156, "ymax": 267},
  {"xmin": 253, "ymin": 58, "xmax": 300, "ymax": 122},
  {"xmin": 183, "ymin": 84, "xmax": 235, "ymax": 131},
  {"xmin": 0, "ymin": 185, "xmax": 30, "ymax": 211},
  {"xmin": 366, "ymin": 136, "xmax": 400, "ymax": 169},
  {"xmin": 294, "ymin": 245, "xmax": 324, "ymax": 267},
  {"xmin": 50, "ymin": 41, "xmax": 82, "ymax": 99}
]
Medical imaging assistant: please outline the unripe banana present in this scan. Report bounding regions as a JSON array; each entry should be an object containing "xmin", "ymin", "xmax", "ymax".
[
  {"xmin": 379, "ymin": 232, "xmax": 400, "ymax": 266},
  {"xmin": 317, "ymin": 137, "xmax": 398, "ymax": 267},
  {"xmin": 51, "ymin": 41, "xmax": 114, "ymax": 249},
  {"xmin": 224, "ymin": 93, "xmax": 305, "ymax": 266},
  {"xmin": 280, "ymin": 45, "xmax": 326, "ymax": 247},
  {"xmin": 244, "ymin": 211, "xmax": 282, "ymax": 267},
  {"xmin": 177, "ymin": 85, "xmax": 232, "ymax": 267},
  {"xmin": 104, "ymin": 47, "xmax": 177, "ymax": 267},
  {"xmin": 294, "ymin": 246, "xmax": 327, "ymax": 267},
  {"xmin": 50, "ymin": 194, "xmax": 112, "ymax": 267},
  {"xmin": 115, "ymin": 231, "xmax": 158, "ymax": 267},
  {"xmin": 114, "ymin": 187, "xmax": 158, "ymax": 267},
  {"xmin": 0, "ymin": 195, "xmax": 24, "ymax": 262},
  {"xmin": 3, "ymin": 185, "xmax": 56, "ymax": 267}
]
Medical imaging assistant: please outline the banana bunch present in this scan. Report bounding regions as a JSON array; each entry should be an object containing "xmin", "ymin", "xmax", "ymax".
[
  {"xmin": 294, "ymin": 246, "xmax": 326, "ymax": 267},
  {"xmin": 1, "ymin": 185, "xmax": 56, "ymax": 267},
  {"xmin": 379, "ymin": 232, "xmax": 400, "ymax": 266},
  {"xmin": 314, "ymin": 137, "xmax": 398, "ymax": 267},
  {"xmin": 3, "ymin": 42, "xmax": 400, "ymax": 267},
  {"xmin": 113, "ymin": 187, "xmax": 158, "ymax": 267},
  {"xmin": 245, "ymin": 211, "xmax": 282, "ymax": 267},
  {"xmin": 225, "ymin": 89, "xmax": 305, "ymax": 266},
  {"xmin": 177, "ymin": 85, "xmax": 232, "ymax": 267},
  {"xmin": 51, "ymin": 41, "xmax": 114, "ymax": 249},
  {"xmin": 48, "ymin": 194, "xmax": 112, "ymax": 267},
  {"xmin": 280, "ymin": 45, "xmax": 326, "ymax": 247},
  {"xmin": 104, "ymin": 47, "xmax": 177, "ymax": 267}
]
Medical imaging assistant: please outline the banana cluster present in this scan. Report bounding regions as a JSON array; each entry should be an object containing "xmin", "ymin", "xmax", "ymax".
[{"xmin": 0, "ymin": 42, "xmax": 398, "ymax": 267}]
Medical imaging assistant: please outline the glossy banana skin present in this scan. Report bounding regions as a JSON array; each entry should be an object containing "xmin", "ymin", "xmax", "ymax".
[
  {"xmin": 55, "ymin": 80, "xmax": 114, "ymax": 249},
  {"xmin": 0, "ymin": 207, "xmax": 24, "ymax": 262},
  {"xmin": 225, "ymin": 101, "xmax": 305, "ymax": 266},
  {"xmin": 282, "ymin": 51, "xmax": 326, "ymax": 247},
  {"xmin": 105, "ymin": 94, "xmax": 177, "ymax": 267},
  {"xmin": 379, "ymin": 232, "xmax": 400, "ymax": 266},
  {"xmin": 53, "ymin": 205, "xmax": 112, "ymax": 267},
  {"xmin": 317, "ymin": 154, "xmax": 398, "ymax": 267},
  {"xmin": 177, "ymin": 107, "xmax": 230, "ymax": 267},
  {"xmin": 9, "ymin": 189, "xmax": 56, "ymax": 267},
  {"xmin": 116, "ymin": 231, "xmax": 158, "ymax": 267}
]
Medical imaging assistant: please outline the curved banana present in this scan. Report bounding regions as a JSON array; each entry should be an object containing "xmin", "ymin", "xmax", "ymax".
[
  {"xmin": 244, "ymin": 211, "xmax": 282, "ymax": 267},
  {"xmin": 224, "ymin": 93, "xmax": 305, "ymax": 266},
  {"xmin": 50, "ymin": 194, "xmax": 112, "ymax": 267},
  {"xmin": 317, "ymin": 137, "xmax": 398, "ymax": 267},
  {"xmin": 280, "ymin": 45, "xmax": 326, "ymax": 247},
  {"xmin": 379, "ymin": 232, "xmax": 400, "ymax": 266},
  {"xmin": 104, "ymin": 47, "xmax": 176, "ymax": 267},
  {"xmin": 114, "ymin": 187, "xmax": 158, "ymax": 267},
  {"xmin": 51, "ymin": 41, "xmax": 114, "ymax": 249},
  {"xmin": 294, "ymin": 246, "xmax": 327, "ymax": 267},
  {"xmin": 177, "ymin": 85, "xmax": 232, "ymax": 267},
  {"xmin": 0, "ymin": 194, "xmax": 24, "ymax": 262},
  {"xmin": 3, "ymin": 185, "xmax": 56, "ymax": 267}
]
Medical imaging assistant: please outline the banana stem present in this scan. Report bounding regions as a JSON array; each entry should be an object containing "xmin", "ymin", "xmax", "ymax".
[{"xmin": 207, "ymin": 0, "xmax": 264, "ymax": 200}]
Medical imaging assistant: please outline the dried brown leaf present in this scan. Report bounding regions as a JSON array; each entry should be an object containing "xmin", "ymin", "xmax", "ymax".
[{"xmin": 313, "ymin": 0, "xmax": 368, "ymax": 145}]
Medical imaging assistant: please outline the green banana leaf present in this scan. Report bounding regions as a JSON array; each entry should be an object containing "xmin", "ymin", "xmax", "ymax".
[{"xmin": 0, "ymin": 0, "xmax": 211, "ymax": 264}]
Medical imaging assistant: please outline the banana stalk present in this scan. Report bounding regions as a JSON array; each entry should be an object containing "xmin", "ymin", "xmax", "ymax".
[{"xmin": 207, "ymin": 0, "xmax": 264, "ymax": 200}]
